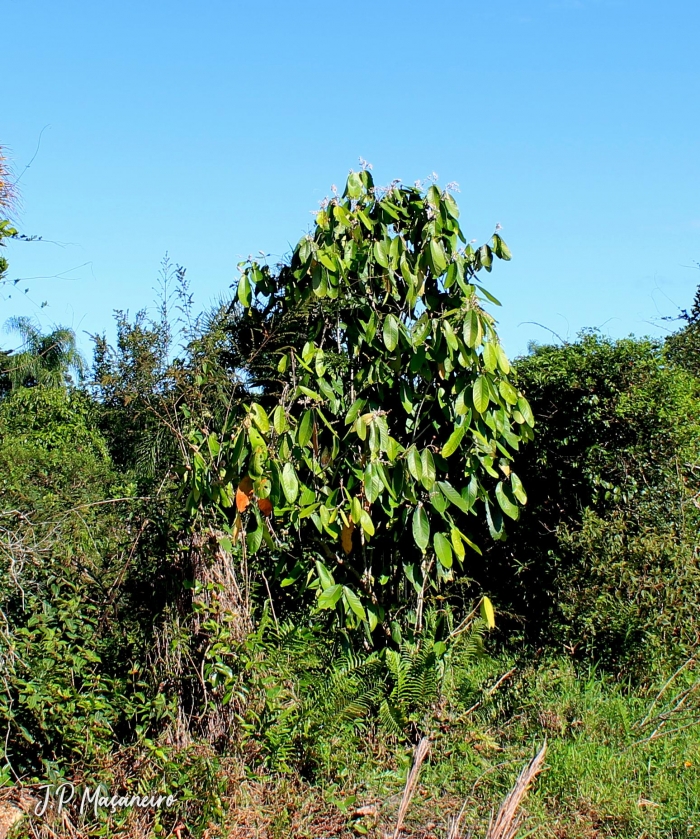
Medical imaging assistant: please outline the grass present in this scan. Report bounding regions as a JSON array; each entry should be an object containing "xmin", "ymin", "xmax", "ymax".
[
  {"xmin": 4, "ymin": 655, "xmax": 698, "ymax": 838},
  {"xmin": 214, "ymin": 655, "xmax": 699, "ymax": 839}
]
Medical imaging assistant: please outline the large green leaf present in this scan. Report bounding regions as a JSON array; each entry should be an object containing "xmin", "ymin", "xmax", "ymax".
[
  {"xmin": 250, "ymin": 403, "xmax": 270, "ymax": 434},
  {"xmin": 345, "ymin": 398, "xmax": 366, "ymax": 425},
  {"xmin": 437, "ymin": 481, "xmax": 471, "ymax": 514},
  {"xmin": 442, "ymin": 320, "xmax": 458, "ymax": 351},
  {"xmin": 407, "ymin": 446, "xmax": 423, "ymax": 482},
  {"xmin": 441, "ymin": 424, "xmax": 465, "ymax": 458},
  {"xmin": 430, "ymin": 239, "xmax": 447, "ymax": 274},
  {"xmin": 496, "ymin": 343, "xmax": 511, "ymax": 374},
  {"xmin": 499, "ymin": 380, "xmax": 518, "ymax": 405},
  {"xmin": 473, "ymin": 376, "xmax": 490, "ymax": 413},
  {"xmin": 412, "ymin": 506, "xmax": 430, "ymax": 552},
  {"xmin": 343, "ymin": 586, "xmax": 366, "ymax": 620},
  {"xmin": 496, "ymin": 481, "xmax": 519, "ymax": 520},
  {"xmin": 517, "ymin": 396, "xmax": 535, "ymax": 426},
  {"xmin": 318, "ymin": 584, "xmax": 343, "ymax": 610},
  {"xmin": 483, "ymin": 342, "xmax": 498, "ymax": 373},
  {"xmin": 298, "ymin": 409, "xmax": 314, "ymax": 448},
  {"xmin": 281, "ymin": 462, "xmax": 299, "ymax": 503},
  {"xmin": 444, "ymin": 193, "xmax": 459, "ymax": 219},
  {"xmin": 420, "ymin": 448, "xmax": 436, "ymax": 490},
  {"xmin": 374, "ymin": 240, "xmax": 390, "ymax": 268},
  {"xmin": 463, "ymin": 309, "xmax": 482, "ymax": 348},
  {"xmin": 237, "ymin": 273, "xmax": 251, "ymax": 307},
  {"xmin": 433, "ymin": 532, "xmax": 453, "ymax": 568},
  {"xmin": 480, "ymin": 596, "xmax": 496, "ymax": 628},
  {"xmin": 273, "ymin": 405, "xmax": 287, "ymax": 434},
  {"xmin": 511, "ymin": 472, "xmax": 527, "ymax": 504},
  {"xmin": 359, "ymin": 508, "xmax": 375, "ymax": 536},
  {"xmin": 383, "ymin": 314, "xmax": 399, "ymax": 351},
  {"xmin": 346, "ymin": 172, "xmax": 363, "ymax": 199}
]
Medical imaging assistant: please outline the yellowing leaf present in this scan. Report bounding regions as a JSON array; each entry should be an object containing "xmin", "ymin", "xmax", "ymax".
[{"xmin": 480, "ymin": 596, "xmax": 496, "ymax": 629}]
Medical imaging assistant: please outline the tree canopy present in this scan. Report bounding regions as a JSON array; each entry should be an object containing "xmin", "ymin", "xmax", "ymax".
[{"xmin": 182, "ymin": 170, "xmax": 534, "ymax": 639}]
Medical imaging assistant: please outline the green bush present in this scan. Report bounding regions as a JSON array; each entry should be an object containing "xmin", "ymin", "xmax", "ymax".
[
  {"xmin": 0, "ymin": 386, "xmax": 171, "ymax": 776},
  {"xmin": 477, "ymin": 333, "xmax": 700, "ymax": 671}
]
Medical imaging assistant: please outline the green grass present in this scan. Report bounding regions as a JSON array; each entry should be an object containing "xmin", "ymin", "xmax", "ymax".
[
  {"xmin": 222, "ymin": 654, "xmax": 699, "ymax": 839},
  {"xmin": 6, "ymin": 654, "xmax": 697, "ymax": 838}
]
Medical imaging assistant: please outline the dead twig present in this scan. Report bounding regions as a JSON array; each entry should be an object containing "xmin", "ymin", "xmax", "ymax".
[
  {"xmin": 392, "ymin": 736, "xmax": 431, "ymax": 839},
  {"xmin": 485, "ymin": 741, "xmax": 547, "ymax": 839}
]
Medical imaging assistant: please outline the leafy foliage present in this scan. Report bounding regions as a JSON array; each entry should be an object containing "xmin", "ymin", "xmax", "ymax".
[
  {"xmin": 183, "ymin": 171, "xmax": 534, "ymax": 638},
  {"xmin": 477, "ymin": 332, "xmax": 700, "ymax": 669},
  {"xmin": 1, "ymin": 316, "xmax": 85, "ymax": 394},
  {"xmin": 665, "ymin": 273, "xmax": 700, "ymax": 378}
]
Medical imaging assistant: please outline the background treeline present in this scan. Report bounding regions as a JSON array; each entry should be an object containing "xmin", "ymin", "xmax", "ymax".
[{"xmin": 1, "ymin": 166, "xmax": 699, "ymax": 838}]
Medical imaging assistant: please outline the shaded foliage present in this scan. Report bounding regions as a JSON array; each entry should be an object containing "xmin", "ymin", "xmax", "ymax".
[{"xmin": 477, "ymin": 332, "xmax": 700, "ymax": 670}]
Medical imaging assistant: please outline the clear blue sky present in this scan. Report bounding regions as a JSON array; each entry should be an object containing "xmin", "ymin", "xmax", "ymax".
[{"xmin": 3, "ymin": 0, "xmax": 700, "ymax": 359}]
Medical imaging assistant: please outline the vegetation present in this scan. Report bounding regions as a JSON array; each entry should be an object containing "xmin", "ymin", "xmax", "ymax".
[{"xmin": 0, "ymin": 160, "xmax": 698, "ymax": 838}]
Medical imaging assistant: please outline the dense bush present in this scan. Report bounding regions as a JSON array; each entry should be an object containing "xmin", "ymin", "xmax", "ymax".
[
  {"xmin": 477, "ymin": 332, "xmax": 700, "ymax": 670},
  {"xmin": 0, "ymin": 386, "xmax": 175, "ymax": 776}
]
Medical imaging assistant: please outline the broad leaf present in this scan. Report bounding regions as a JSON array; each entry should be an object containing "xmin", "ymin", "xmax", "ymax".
[
  {"xmin": 318, "ymin": 584, "xmax": 343, "ymax": 610},
  {"xmin": 433, "ymin": 532, "xmax": 453, "ymax": 568},
  {"xmin": 281, "ymin": 463, "xmax": 299, "ymax": 504},
  {"xmin": 441, "ymin": 424, "xmax": 465, "ymax": 458},
  {"xmin": 473, "ymin": 376, "xmax": 490, "ymax": 413},
  {"xmin": 383, "ymin": 313, "xmax": 399, "ymax": 351},
  {"xmin": 412, "ymin": 505, "xmax": 430, "ymax": 552}
]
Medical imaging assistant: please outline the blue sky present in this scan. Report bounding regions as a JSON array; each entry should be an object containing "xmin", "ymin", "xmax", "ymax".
[{"xmin": 3, "ymin": 0, "xmax": 699, "ymax": 359}]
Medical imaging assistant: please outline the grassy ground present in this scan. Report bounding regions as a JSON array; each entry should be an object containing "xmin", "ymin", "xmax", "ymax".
[
  {"xmin": 4, "ymin": 655, "xmax": 698, "ymax": 838},
  {"xmin": 216, "ymin": 656, "xmax": 699, "ymax": 839}
]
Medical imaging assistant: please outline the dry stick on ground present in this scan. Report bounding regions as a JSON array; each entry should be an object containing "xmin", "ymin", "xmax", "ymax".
[
  {"xmin": 447, "ymin": 743, "xmax": 547, "ymax": 839},
  {"xmin": 391, "ymin": 737, "xmax": 431, "ymax": 839},
  {"xmin": 484, "ymin": 741, "xmax": 547, "ymax": 839}
]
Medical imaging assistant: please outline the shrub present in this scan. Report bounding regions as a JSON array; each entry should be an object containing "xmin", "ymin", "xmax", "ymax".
[{"xmin": 476, "ymin": 333, "xmax": 700, "ymax": 671}]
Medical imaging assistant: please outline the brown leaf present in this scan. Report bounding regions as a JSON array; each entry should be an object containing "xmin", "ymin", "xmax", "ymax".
[
  {"xmin": 239, "ymin": 475, "xmax": 254, "ymax": 495},
  {"xmin": 257, "ymin": 498, "xmax": 273, "ymax": 517},
  {"xmin": 236, "ymin": 476, "xmax": 254, "ymax": 512},
  {"xmin": 341, "ymin": 519, "xmax": 355, "ymax": 555}
]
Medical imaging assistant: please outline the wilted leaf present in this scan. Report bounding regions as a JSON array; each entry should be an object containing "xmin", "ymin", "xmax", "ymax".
[
  {"xmin": 257, "ymin": 497, "xmax": 273, "ymax": 517},
  {"xmin": 341, "ymin": 519, "xmax": 355, "ymax": 555}
]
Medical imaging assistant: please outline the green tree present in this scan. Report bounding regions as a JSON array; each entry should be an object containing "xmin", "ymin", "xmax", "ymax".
[
  {"xmin": 183, "ymin": 170, "xmax": 534, "ymax": 640},
  {"xmin": 665, "ymin": 272, "xmax": 700, "ymax": 378},
  {"xmin": 1, "ymin": 316, "xmax": 85, "ymax": 392}
]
